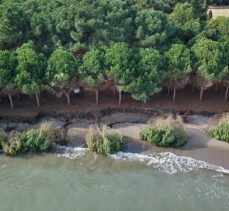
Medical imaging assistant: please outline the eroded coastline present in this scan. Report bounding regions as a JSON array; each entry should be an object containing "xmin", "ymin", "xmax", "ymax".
[{"xmin": 1, "ymin": 110, "xmax": 229, "ymax": 172}]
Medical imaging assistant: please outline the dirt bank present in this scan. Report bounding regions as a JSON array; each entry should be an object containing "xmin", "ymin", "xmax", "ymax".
[{"xmin": 0, "ymin": 87, "xmax": 228, "ymax": 122}]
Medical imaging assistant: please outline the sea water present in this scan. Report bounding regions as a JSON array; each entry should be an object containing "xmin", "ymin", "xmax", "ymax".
[{"xmin": 0, "ymin": 148, "xmax": 229, "ymax": 211}]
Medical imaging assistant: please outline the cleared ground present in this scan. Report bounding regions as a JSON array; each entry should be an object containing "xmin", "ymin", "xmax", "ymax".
[{"xmin": 208, "ymin": 6, "xmax": 229, "ymax": 18}]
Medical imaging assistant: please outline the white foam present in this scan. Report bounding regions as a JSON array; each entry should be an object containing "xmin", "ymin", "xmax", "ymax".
[
  {"xmin": 57, "ymin": 146, "xmax": 88, "ymax": 160},
  {"xmin": 56, "ymin": 145, "xmax": 229, "ymax": 175},
  {"xmin": 109, "ymin": 151, "xmax": 229, "ymax": 175}
]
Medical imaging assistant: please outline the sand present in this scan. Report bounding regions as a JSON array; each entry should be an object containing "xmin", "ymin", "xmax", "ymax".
[{"xmin": 65, "ymin": 113, "xmax": 229, "ymax": 169}]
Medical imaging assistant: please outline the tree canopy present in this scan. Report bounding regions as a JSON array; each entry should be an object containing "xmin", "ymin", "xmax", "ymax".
[
  {"xmin": 80, "ymin": 48, "xmax": 105, "ymax": 104},
  {"xmin": 0, "ymin": 0, "xmax": 228, "ymax": 108},
  {"xmin": 0, "ymin": 50, "xmax": 17, "ymax": 108},
  {"xmin": 16, "ymin": 42, "xmax": 45, "ymax": 107},
  {"xmin": 46, "ymin": 48, "xmax": 80, "ymax": 105},
  {"xmin": 105, "ymin": 42, "xmax": 135, "ymax": 104},
  {"xmin": 126, "ymin": 48, "xmax": 163, "ymax": 103},
  {"xmin": 164, "ymin": 43, "xmax": 192, "ymax": 101}
]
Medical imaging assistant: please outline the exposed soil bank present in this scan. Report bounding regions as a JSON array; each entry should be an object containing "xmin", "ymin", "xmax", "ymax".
[{"xmin": 0, "ymin": 87, "xmax": 228, "ymax": 122}]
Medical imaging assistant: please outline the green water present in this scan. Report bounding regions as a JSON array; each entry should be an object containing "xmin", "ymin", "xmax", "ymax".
[{"xmin": 0, "ymin": 151, "xmax": 229, "ymax": 211}]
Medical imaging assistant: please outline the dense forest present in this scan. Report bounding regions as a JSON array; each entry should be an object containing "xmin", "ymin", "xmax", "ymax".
[{"xmin": 0, "ymin": 0, "xmax": 228, "ymax": 108}]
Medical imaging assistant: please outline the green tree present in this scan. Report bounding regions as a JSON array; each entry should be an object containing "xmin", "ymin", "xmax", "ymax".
[
  {"xmin": 0, "ymin": 1, "xmax": 30, "ymax": 49},
  {"xmin": 164, "ymin": 44, "xmax": 192, "ymax": 101},
  {"xmin": 80, "ymin": 48, "xmax": 105, "ymax": 104},
  {"xmin": 46, "ymin": 48, "xmax": 80, "ymax": 105},
  {"xmin": 29, "ymin": 10, "xmax": 55, "ymax": 56},
  {"xmin": 135, "ymin": 8, "xmax": 175, "ymax": 49},
  {"xmin": 192, "ymin": 38, "xmax": 224, "ymax": 101},
  {"xmin": 105, "ymin": 42, "xmax": 134, "ymax": 105},
  {"xmin": 16, "ymin": 42, "xmax": 46, "ymax": 107},
  {"xmin": 0, "ymin": 50, "xmax": 17, "ymax": 108},
  {"xmin": 70, "ymin": 0, "xmax": 104, "ymax": 51},
  {"xmin": 169, "ymin": 3, "xmax": 200, "ymax": 41},
  {"xmin": 217, "ymin": 40, "xmax": 229, "ymax": 100},
  {"xmin": 126, "ymin": 48, "xmax": 163, "ymax": 103},
  {"xmin": 205, "ymin": 17, "xmax": 229, "ymax": 42}
]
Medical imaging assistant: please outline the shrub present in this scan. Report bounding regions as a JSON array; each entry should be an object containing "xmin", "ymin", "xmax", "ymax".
[
  {"xmin": 21, "ymin": 127, "xmax": 54, "ymax": 152},
  {"xmin": 140, "ymin": 119, "xmax": 187, "ymax": 148},
  {"xmin": 85, "ymin": 125, "xmax": 124, "ymax": 154},
  {"xmin": 208, "ymin": 118, "xmax": 229, "ymax": 142},
  {"xmin": 39, "ymin": 122, "xmax": 66, "ymax": 145},
  {"xmin": 2, "ymin": 132, "xmax": 22, "ymax": 156},
  {"xmin": 0, "ymin": 124, "xmax": 59, "ymax": 156},
  {"xmin": 0, "ymin": 130, "xmax": 7, "ymax": 149}
]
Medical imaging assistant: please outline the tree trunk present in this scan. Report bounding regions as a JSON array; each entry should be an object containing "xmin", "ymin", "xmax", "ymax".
[
  {"xmin": 95, "ymin": 89, "xmax": 99, "ymax": 105},
  {"xmin": 225, "ymin": 85, "xmax": 229, "ymax": 101},
  {"xmin": 215, "ymin": 84, "xmax": 218, "ymax": 92},
  {"xmin": 144, "ymin": 92, "xmax": 147, "ymax": 104},
  {"xmin": 167, "ymin": 84, "xmax": 170, "ymax": 95},
  {"xmin": 8, "ymin": 93, "xmax": 14, "ymax": 109},
  {"xmin": 118, "ymin": 90, "xmax": 122, "ymax": 105},
  {"xmin": 200, "ymin": 87, "xmax": 204, "ymax": 101},
  {"xmin": 65, "ymin": 92, "xmax": 71, "ymax": 106},
  {"xmin": 173, "ymin": 87, "xmax": 176, "ymax": 102},
  {"xmin": 192, "ymin": 83, "xmax": 195, "ymax": 94},
  {"xmin": 35, "ymin": 92, "xmax": 40, "ymax": 107},
  {"xmin": 113, "ymin": 87, "xmax": 116, "ymax": 97}
]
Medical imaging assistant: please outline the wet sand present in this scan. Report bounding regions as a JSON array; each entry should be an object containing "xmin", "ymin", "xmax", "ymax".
[{"xmin": 66, "ymin": 113, "xmax": 229, "ymax": 169}]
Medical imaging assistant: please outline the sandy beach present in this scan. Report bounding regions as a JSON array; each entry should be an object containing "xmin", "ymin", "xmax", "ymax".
[{"xmin": 65, "ymin": 112, "xmax": 229, "ymax": 169}]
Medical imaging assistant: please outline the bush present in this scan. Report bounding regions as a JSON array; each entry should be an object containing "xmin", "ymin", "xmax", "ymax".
[
  {"xmin": 39, "ymin": 122, "xmax": 66, "ymax": 145},
  {"xmin": 0, "ymin": 130, "xmax": 7, "ymax": 149},
  {"xmin": 85, "ymin": 125, "xmax": 124, "ymax": 154},
  {"xmin": 208, "ymin": 119, "xmax": 229, "ymax": 142},
  {"xmin": 0, "ymin": 124, "xmax": 59, "ymax": 156},
  {"xmin": 140, "ymin": 119, "xmax": 187, "ymax": 148},
  {"xmin": 21, "ymin": 128, "xmax": 53, "ymax": 152},
  {"xmin": 2, "ymin": 132, "xmax": 22, "ymax": 156}
]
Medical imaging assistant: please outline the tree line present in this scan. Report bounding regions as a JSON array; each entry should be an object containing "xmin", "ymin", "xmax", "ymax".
[{"xmin": 0, "ymin": 0, "xmax": 228, "ymax": 108}]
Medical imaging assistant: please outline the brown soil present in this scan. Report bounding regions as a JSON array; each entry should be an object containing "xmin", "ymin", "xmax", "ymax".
[{"xmin": 0, "ymin": 86, "xmax": 228, "ymax": 121}]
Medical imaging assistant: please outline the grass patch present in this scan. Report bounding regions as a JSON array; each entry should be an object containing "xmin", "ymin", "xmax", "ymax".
[
  {"xmin": 140, "ymin": 118, "xmax": 187, "ymax": 148},
  {"xmin": 85, "ymin": 125, "xmax": 124, "ymax": 154}
]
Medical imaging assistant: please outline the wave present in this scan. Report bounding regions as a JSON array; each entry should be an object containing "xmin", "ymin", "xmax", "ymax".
[
  {"xmin": 56, "ymin": 146, "xmax": 229, "ymax": 175},
  {"xmin": 110, "ymin": 151, "xmax": 229, "ymax": 175},
  {"xmin": 56, "ymin": 146, "xmax": 88, "ymax": 160}
]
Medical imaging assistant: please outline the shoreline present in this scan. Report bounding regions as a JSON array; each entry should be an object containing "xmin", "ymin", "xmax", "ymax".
[
  {"xmin": 1, "ymin": 111, "xmax": 229, "ymax": 170},
  {"xmin": 65, "ymin": 112, "xmax": 229, "ymax": 170}
]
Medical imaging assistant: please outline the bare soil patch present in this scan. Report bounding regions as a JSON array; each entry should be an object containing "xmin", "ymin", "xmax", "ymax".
[{"xmin": 0, "ymin": 87, "xmax": 228, "ymax": 121}]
